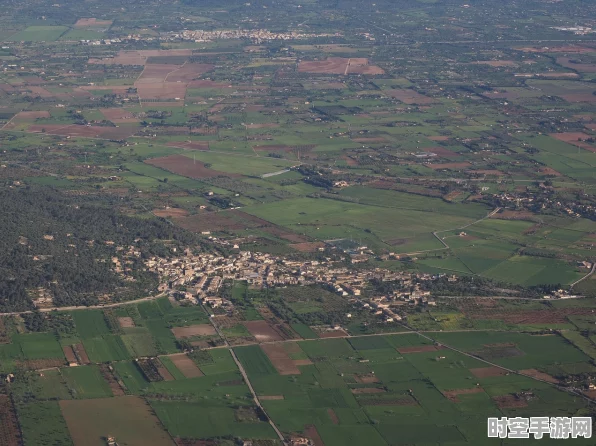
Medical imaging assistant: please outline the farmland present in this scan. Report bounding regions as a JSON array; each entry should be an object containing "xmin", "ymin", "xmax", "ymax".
[{"xmin": 0, "ymin": 0, "xmax": 595, "ymax": 443}]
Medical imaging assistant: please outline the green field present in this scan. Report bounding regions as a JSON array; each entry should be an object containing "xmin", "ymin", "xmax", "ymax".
[{"xmin": 9, "ymin": 26, "xmax": 68, "ymax": 41}]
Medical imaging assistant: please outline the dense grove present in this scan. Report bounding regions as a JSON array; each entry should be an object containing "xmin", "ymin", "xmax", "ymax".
[{"xmin": 0, "ymin": 187, "xmax": 201, "ymax": 311}]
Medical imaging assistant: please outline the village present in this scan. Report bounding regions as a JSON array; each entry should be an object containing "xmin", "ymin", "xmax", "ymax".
[{"xmin": 143, "ymin": 247, "xmax": 444, "ymax": 324}]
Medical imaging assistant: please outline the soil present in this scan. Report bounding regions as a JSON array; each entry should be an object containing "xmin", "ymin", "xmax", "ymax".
[
  {"xmin": 304, "ymin": 425, "xmax": 325, "ymax": 446},
  {"xmin": 443, "ymin": 387, "xmax": 484, "ymax": 402},
  {"xmin": 290, "ymin": 242, "xmax": 326, "ymax": 252},
  {"xmin": 493, "ymin": 394, "xmax": 528, "ymax": 408},
  {"xmin": 519, "ymin": 368, "xmax": 559, "ymax": 384},
  {"xmin": 168, "ymin": 353, "xmax": 204, "ymax": 378},
  {"xmin": 118, "ymin": 317, "xmax": 135, "ymax": 328},
  {"xmin": 469, "ymin": 366, "xmax": 508, "ymax": 378},
  {"xmin": 351, "ymin": 387, "xmax": 386, "ymax": 394},
  {"xmin": 0, "ymin": 395, "xmax": 20, "ymax": 446},
  {"xmin": 242, "ymin": 320, "xmax": 284, "ymax": 342},
  {"xmin": 298, "ymin": 57, "xmax": 384, "ymax": 75},
  {"xmin": 63, "ymin": 346, "xmax": 77, "ymax": 364},
  {"xmin": 166, "ymin": 141, "xmax": 210, "ymax": 151},
  {"xmin": 100, "ymin": 108, "xmax": 139, "ymax": 123},
  {"xmin": 146, "ymin": 154, "xmax": 240, "ymax": 179},
  {"xmin": 327, "ymin": 408, "xmax": 339, "ymax": 425},
  {"xmin": 153, "ymin": 208, "xmax": 190, "ymax": 218},
  {"xmin": 397, "ymin": 345, "xmax": 438, "ymax": 354},
  {"xmin": 261, "ymin": 344, "xmax": 301, "ymax": 375},
  {"xmin": 99, "ymin": 364, "xmax": 126, "ymax": 396},
  {"xmin": 427, "ymin": 162, "xmax": 472, "ymax": 170},
  {"xmin": 171, "ymin": 324, "xmax": 216, "ymax": 338},
  {"xmin": 73, "ymin": 343, "xmax": 91, "ymax": 365},
  {"xmin": 318, "ymin": 329, "xmax": 349, "ymax": 338}
]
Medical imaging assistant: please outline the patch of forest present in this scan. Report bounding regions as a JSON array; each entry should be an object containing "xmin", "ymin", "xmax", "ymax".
[{"xmin": 0, "ymin": 186, "xmax": 201, "ymax": 312}]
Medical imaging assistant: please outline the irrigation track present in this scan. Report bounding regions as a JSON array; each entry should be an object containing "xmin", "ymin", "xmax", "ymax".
[
  {"xmin": 170, "ymin": 324, "xmax": 596, "ymax": 406},
  {"xmin": 0, "ymin": 293, "xmax": 167, "ymax": 316},
  {"xmin": 570, "ymin": 263, "xmax": 596, "ymax": 288},
  {"xmin": 201, "ymin": 303, "xmax": 287, "ymax": 444}
]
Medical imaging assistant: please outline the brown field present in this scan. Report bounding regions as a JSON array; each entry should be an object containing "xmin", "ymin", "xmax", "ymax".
[
  {"xmin": 361, "ymin": 397, "xmax": 418, "ymax": 406},
  {"xmin": 118, "ymin": 317, "xmax": 136, "ymax": 328},
  {"xmin": 74, "ymin": 18, "xmax": 113, "ymax": 28},
  {"xmin": 0, "ymin": 318, "xmax": 8, "ymax": 344},
  {"xmin": 539, "ymin": 167, "xmax": 562, "ymax": 176},
  {"xmin": 99, "ymin": 364, "xmax": 126, "ymax": 396},
  {"xmin": 137, "ymin": 64, "xmax": 182, "ymax": 83},
  {"xmin": 73, "ymin": 343, "xmax": 91, "ymax": 365},
  {"xmin": 155, "ymin": 359, "xmax": 175, "ymax": 381},
  {"xmin": 516, "ymin": 45, "xmax": 596, "ymax": 54},
  {"xmin": 465, "ymin": 308, "xmax": 587, "ymax": 324},
  {"xmin": 491, "ymin": 209, "xmax": 536, "ymax": 221},
  {"xmin": 351, "ymin": 387, "xmax": 386, "ymax": 394},
  {"xmin": 294, "ymin": 359, "xmax": 314, "ymax": 366},
  {"xmin": 60, "ymin": 396, "xmax": 174, "ymax": 446},
  {"xmin": 385, "ymin": 89, "xmax": 436, "ymax": 104},
  {"xmin": 253, "ymin": 144, "xmax": 293, "ymax": 152},
  {"xmin": 100, "ymin": 108, "xmax": 139, "ymax": 123},
  {"xmin": 327, "ymin": 408, "xmax": 339, "ymax": 425},
  {"xmin": 261, "ymin": 225, "xmax": 309, "ymax": 243},
  {"xmin": 298, "ymin": 57, "xmax": 384, "ymax": 75},
  {"xmin": 290, "ymin": 242, "xmax": 326, "ymax": 252},
  {"xmin": 471, "ymin": 60, "xmax": 517, "ymax": 67},
  {"xmin": 171, "ymin": 324, "xmax": 216, "ymax": 339},
  {"xmin": 354, "ymin": 373, "xmax": 380, "ymax": 384},
  {"xmin": 17, "ymin": 358, "xmax": 64, "ymax": 370},
  {"xmin": 245, "ymin": 123, "xmax": 279, "ymax": 129},
  {"xmin": 424, "ymin": 146, "xmax": 458, "ymax": 157},
  {"xmin": 261, "ymin": 344, "xmax": 301, "ymax": 375},
  {"xmin": 166, "ymin": 141, "xmax": 210, "ymax": 151},
  {"xmin": 243, "ymin": 320, "xmax": 284, "ymax": 342},
  {"xmin": 352, "ymin": 137, "xmax": 388, "ymax": 144},
  {"xmin": 26, "ymin": 86, "xmax": 53, "ymax": 98},
  {"xmin": 493, "ymin": 394, "xmax": 528, "ymax": 408},
  {"xmin": 173, "ymin": 213, "xmax": 244, "ymax": 233},
  {"xmin": 319, "ymin": 329, "xmax": 349, "ymax": 338},
  {"xmin": 0, "ymin": 395, "xmax": 20, "ymax": 446},
  {"xmin": 168, "ymin": 353, "xmax": 204, "ymax": 378},
  {"xmin": 146, "ymin": 154, "xmax": 240, "ymax": 179},
  {"xmin": 397, "ymin": 345, "xmax": 438, "ymax": 354},
  {"xmin": 13, "ymin": 110, "xmax": 50, "ymax": 120},
  {"xmin": 443, "ymin": 387, "xmax": 484, "ymax": 402},
  {"xmin": 63, "ymin": 345, "xmax": 77, "ymax": 364},
  {"xmin": 166, "ymin": 63, "xmax": 215, "ymax": 82},
  {"xmin": 259, "ymin": 395, "xmax": 284, "ymax": 400},
  {"xmin": 28, "ymin": 124, "xmax": 137, "ymax": 140},
  {"xmin": 561, "ymin": 93, "xmax": 596, "ymax": 104},
  {"xmin": 304, "ymin": 425, "xmax": 325, "ymax": 446},
  {"xmin": 556, "ymin": 57, "xmax": 596, "ymax": 73},
  {"xmin": 427, "ymin": 162, "xmax": 472, "ymax": 170},
  {"xmin": 153, "ymin": 208, "xmax": 189, "ymax": 218},
  {"xmin": 469, "ymin": 366, "xmax": 508, "ymax": 378},
  {"xmin": 550, "ymin": 132, "xmax": 596, "ymax": 152},
  {"xmin": 428, "ymin": 135, "xmax": 450, "ymax": 141},
  {"xmin": 89, "ymin": 49, "xmax": 193, "ymax": 66},
  {"xmin": 188, "ymin": 79, "xmax": 232, "ymax": 89},
  {"xmin": 520, "ymin": 368, "xmax": 559, "ymax": 384},
  {"xmin": 136, "ymin": 83, "xmax": 187, "ymax": 101}
]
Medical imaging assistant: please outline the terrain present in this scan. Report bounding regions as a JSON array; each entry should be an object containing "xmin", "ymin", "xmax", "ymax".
[{"xmin": 0, "ymin": 0, "xmax": 595, "ymax": 444}]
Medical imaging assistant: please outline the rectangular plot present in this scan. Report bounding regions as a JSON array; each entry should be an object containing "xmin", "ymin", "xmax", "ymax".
[
  {"xmin": 261, "ymin": 344, "xmax": 300, "ymax": 375},
  {"xmin": 60, "ymin": 396, "xmax": 174, "ymax": 446},
  {"xmin": 234, "ymin": 345, "xmax": 277, "ymax": 376},
  {"xmin": 168, "ymin": 353, "xmax": 204, "ymax": 378}
]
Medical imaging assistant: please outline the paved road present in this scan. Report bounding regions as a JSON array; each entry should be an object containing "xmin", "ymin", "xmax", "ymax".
[
  {"xmin": 0, "ymin": 293, "xmax": 166, "ymax": 316},
  {"xmin": 203, "ymin": 304, "xmax": 287, "ymax": 444},
  {"xmin": 571, "ymin": 263, "xmax": 596, "ymax": 288}
]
